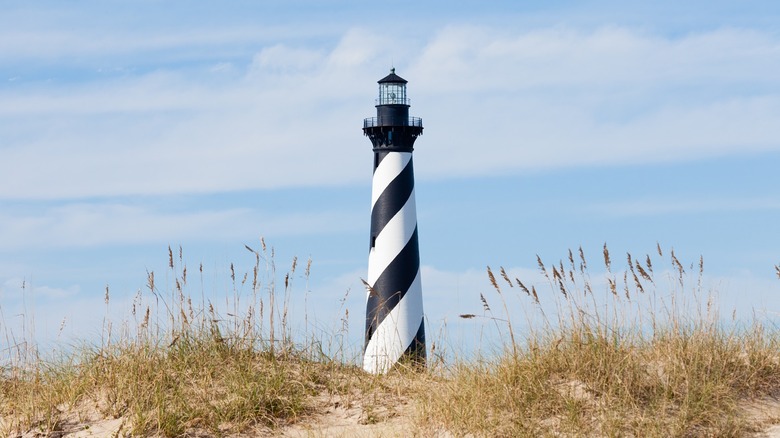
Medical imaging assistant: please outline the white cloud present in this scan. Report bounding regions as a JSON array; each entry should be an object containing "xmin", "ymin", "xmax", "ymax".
[
  {"xmin": 251, "ymin": 45, "xmax": 325, "ymax": 74},
  {"xmin": 1, "ymin": 25, "xmax": 779, "ymax": 199},
  {"xmin": 590, "ymin": 196, "xmax": 780, "ymax": 217},
  {"xmin": 0, "ymin": 203, "xmax": 361, "ymax": 250},
  {"xmin": 0, "ymin": 279, "xmax": 136, "ymax": 357},
  {"xmin": 0, "ymin": 278, "xmax": 80, "ymax": 301},
  {"xmin": 410, "ymin": 26, "xmax": 780, "ymax": 91},
  {"xmin": 0, "ymin": 22, "xmax": 323, "ymax": 62}
]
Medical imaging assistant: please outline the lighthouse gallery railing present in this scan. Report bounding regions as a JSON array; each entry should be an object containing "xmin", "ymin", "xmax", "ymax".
[{"xmin": 363, "ymin": 117, "xmax": 423, "ymax": 129}]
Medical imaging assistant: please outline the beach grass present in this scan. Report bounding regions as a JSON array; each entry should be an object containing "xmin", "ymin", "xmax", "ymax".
[{"xmin": 2, "ymin": 243, "xmax": 780, "ymax": 437}]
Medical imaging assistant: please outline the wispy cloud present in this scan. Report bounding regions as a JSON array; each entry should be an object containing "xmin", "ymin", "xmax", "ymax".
[
  {"xmin": 411, "ymin": 26, "xmax": 780, "ymax": 91},
  {"xmin": 0, "ymin": 203, "xmax": 361, "ymax": 250},
  {"xmin": 590, "ymin": 197, "xmax": 780, "ymax": 217},
  {"xmin": 1, "ymin": 24, "xmax": 778, "ymax": 200}
]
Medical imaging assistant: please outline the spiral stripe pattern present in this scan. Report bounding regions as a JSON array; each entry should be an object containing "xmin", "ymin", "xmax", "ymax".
[{"xmin": 364, "ymin": 151, "xmax": 426, "ymax": 374}]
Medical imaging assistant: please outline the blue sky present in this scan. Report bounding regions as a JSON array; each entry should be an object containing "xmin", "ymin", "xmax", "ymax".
[{"xmin": 2, "ymin": 0, "xmax": 780, "ymax": 356}]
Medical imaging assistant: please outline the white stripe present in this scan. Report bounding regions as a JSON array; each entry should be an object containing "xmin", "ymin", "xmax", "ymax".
[
  {"xmin": 366, "ymin": 189, "xmax": 417, "ymax": 287},
  {"xmin": 371, "ymin": 152, "xmax": 411, "ymax": 209},
  {"xmin": 363, "ymin": 269, "xmax": 424, "ymax": 374}
]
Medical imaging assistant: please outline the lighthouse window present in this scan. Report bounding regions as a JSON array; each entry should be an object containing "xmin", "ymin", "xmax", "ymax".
[{"xmin": 379, "ymin": 83, "xmax": 406, "ymax": 105}]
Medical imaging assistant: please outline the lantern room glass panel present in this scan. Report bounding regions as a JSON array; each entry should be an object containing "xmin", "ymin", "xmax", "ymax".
[{"xmin": 379, "ymin": 83, "xmax": 406, "ymax": 105}]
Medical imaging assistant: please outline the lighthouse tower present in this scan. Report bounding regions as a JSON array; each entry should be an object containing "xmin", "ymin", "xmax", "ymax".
[{"xmin": 362, "ymin": 69, "xmax": 425, "ymax": 374}]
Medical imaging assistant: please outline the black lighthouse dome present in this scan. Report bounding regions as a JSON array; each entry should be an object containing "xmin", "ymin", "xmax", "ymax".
[
  {"xmin": 377, "ymin": 68, "xmax": 408, "ymax": 106},
  {"xmin": 363, "ymin": 68, "xmax": 423, "ymax": 151}
]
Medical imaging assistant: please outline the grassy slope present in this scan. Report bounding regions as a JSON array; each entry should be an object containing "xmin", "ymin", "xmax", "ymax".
[{"xmin": 3, "ymin": 244, "xmax": 780, "ymax": 437}]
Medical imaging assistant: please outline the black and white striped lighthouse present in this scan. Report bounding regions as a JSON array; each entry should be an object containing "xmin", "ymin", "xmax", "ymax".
[{"xmin": 362, "ymin": 69, "xmax": 425, "ymax": 374}]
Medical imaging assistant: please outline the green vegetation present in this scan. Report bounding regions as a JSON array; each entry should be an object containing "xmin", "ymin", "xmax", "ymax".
[{"xmin": 2, "ymin": 243, "xmax": 780, "ymax": 437}]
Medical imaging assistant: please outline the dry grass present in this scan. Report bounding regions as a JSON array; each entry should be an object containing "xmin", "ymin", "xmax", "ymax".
[
  {"xmin": 0, "ymin": 241, "xmax": 420, "ymax": 437},
  {"xmin": 2, "ymin": 242, "xmax": 780, "ymax": 437},
  {"xmin": 419, "ymin": 245, "xmax": 780, "ymax": 437}
]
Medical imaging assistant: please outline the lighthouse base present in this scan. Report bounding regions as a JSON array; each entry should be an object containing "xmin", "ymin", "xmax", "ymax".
[{"xmin": 363, "ymin": 270, "xmax": 425, "ymax": 374}]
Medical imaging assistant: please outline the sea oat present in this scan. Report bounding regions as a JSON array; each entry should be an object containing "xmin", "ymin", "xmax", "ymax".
[
  {"xmin": 141, "ymin": 306, "xmax": 150, "ymax": 330},
  {"xmin": 518, "ymin": 280, "xmax": 531, "ymax": 296},
  {"xmin": 557, "ymin": 278, "xmax": 567, "ymax": 298},
  {"xmin": 627, "ymin": 254, "xmax": 644, "ymax": 293},
  {"xmin": 480, "ymin": 293, "xmax": 491, "ymax": 312},
  {"xmin": 537, "ymin": 255, "xmax": 549, "ymax": 279},
  {"xmin": 499, "ymin": 267, "xmax": 513, "ymax": 287},
  {"xmin": 623, "ymin": 272, "xmax": 630, "ymax": 299},
  {"xmin": 58, "ymin": 317, "xmax": 67, "ymax": 337},
  {"xmin": 552, "ymin": 266, "xmax": 562, "ymax": 282},
  {"xmin": 632, "ymin": 271, "xmax": 644, "ymax": 294},
  {"xmin": 487, "ymin": 267, "xmax": 500, "ymax": 292},
  {"xmin": 361, "ymin": 278, "xmax": 377, "ymax": 298},
  {"xmin": 636, "ymin": 262, "xmax": 653, "ymax": 283},
  {"xmin": 671, "ymin": 249, "xmax": 685, "ymax": 285}
]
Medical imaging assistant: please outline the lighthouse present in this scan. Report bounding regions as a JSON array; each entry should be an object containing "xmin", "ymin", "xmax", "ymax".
[{"xmin": 362, "ymin": 68, "xmax": 425, "ymax": 374}]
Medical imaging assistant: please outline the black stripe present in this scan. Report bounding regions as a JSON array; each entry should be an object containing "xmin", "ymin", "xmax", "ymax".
[
  {"xmin": 373, "ymin": 151, "xmax": 388, "ymax": 171},
  {"xmin": 401, "ymin": 316, "xmax": 426, "ymax": 364},
  {"xmin": 365, "ymin": 227, "xmax": 420, "ymax": 345},
  {"xmin": 370, "ymin": 157, "xmax": 414, "ymax": 244}
]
